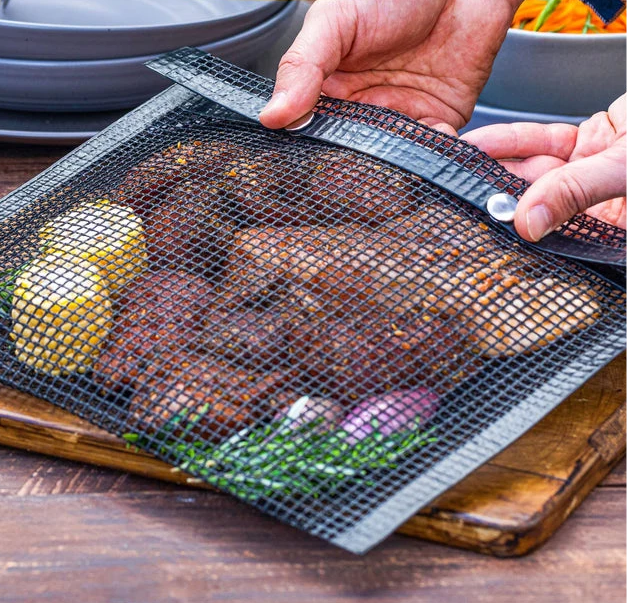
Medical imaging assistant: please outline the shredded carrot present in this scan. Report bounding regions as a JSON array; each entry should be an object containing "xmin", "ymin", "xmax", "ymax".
[{"xmin": 512, "ymin": 0, "xmax": 626, "ymax": 33}]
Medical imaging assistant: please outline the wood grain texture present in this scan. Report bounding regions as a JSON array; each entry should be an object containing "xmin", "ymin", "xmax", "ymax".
[
  {"xmin": 0, "ymin": 451, "xmax": 624, "ymax": 603},
  {"xmin": 0, "ymin": 145, "xmax": 72, "ymax": 197}
]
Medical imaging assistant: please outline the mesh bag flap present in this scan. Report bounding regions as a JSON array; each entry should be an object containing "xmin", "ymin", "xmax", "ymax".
[{"xmin": 0, "ymin": 64, "xmax": 625, "ymax": 553}]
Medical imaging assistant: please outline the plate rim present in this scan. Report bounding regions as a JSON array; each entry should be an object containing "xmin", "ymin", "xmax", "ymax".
[
  {"xmin": 472, "ymin": 101, "xmax": 589, "ymax": 123},
  {"xmin": 0, "ymin": 0, "xmax": 287, "ymax": 61},
  {"xmin": 0, "ymin": 0, "xmax": 283, "ymax": 32}
]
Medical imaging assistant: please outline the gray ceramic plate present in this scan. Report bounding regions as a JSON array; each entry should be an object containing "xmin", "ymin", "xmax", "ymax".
[
  {"xmin": 0, "ymin": 1, "xmax": 309, "ymax": 144},
  {"xmin": 479, "ymin": 28, "xmax": 626, "ymax": 116},
  {"xmin": 0, "ymin": 1, "xmax": 298, "ymax": 112},
  {"xmin": 0, "ymin": 107, "xmax": 126, "ymax": 145},
  {"xmin": 0, "ymin": 0, "xmax": 285, "ymax": 60}
]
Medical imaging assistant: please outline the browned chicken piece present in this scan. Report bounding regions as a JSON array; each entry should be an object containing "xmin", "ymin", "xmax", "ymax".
[
  {"xmin": 224, "ymin": 199, "xmax": 600, "ymax": 362},
  {"xmin": 385, "ymin": 211, "xmax": 600, "ymax": 355},
  {"xmin": 214, "ymin": 150, "xmax": 311, "ymax": 228},
  {"xmin": 196, "ymin": 301, "xmax": 296, "ymax": 368},
  {"xmin": 224, "ymin": 222, "xmax": 441, "ymax": 306},
  {"xmin": 208, "ymin": 146, "xmax": 421, "ymax": 229},
  {"xmin": 224, "ymin": 225, "xmax": 369, "ymax": 300},
  {"xmin": 289, "ymin": 245, "xmax": 435, "ymax": 318},
  {"xmin": 290, "ymin": 312, "xmax": 482, "ymax": 400},
  {"xmin": 142, "ymin": 181, "xmax": 236, "ymax": 273},
  {"xmin": 305, "ymin": 150, "xmax": 422, "ymax": 226},
  {"xmin": 117, "ymin": 268, "xmax": 215, "ymax": 322},
  {"xmin": 129, "ymin": 354, "xmax": 297, "ymax": 443},
  {"xmin": 111, "ymin": 139, "xmax": 237, "ymax": 217},
  {"xmin": 461, "ymin": 276, "xmax": 600, "ymax": 356},
  {"xmin": 94, "ymin": 269, "xmax": 215, "ymax": 388}
]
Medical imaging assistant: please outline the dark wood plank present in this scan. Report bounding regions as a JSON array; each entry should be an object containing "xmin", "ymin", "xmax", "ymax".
[
  {"xmin": 0, "ymin": 464, "xmax": 623, "ymax": 603},
  {"xmin": 602, "ymin": 457, "xmax": 626, "ymax": 487},
  {"xmin": 0, "ymin": 447, "xmax": 179, "ymax": 496},
  {"xmin": 0, "ymin": 145, "xmax": 73, "ymax": 197}
]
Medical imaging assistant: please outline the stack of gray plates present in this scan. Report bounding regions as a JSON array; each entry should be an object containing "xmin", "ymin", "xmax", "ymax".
[{"xmin": 0, "ymin": 0, "xmax": 304, "ymax": 143}]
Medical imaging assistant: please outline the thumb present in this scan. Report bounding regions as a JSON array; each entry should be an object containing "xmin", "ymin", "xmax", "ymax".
[
  {"xmin": 515, "ymin": 144, "xmax": 627, "ymax": 242},
  {"xmin": 258, "ymin": 1, "xmax": 353, "ymax": 129}
]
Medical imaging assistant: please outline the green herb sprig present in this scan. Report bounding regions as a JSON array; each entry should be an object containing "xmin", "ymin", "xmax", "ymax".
[
  {"xmin": 534, "ymin": 0, "xmax": 562, "ymax": 31},
  {"xmin": 0, "ymin": 267, "xmax": 22, "ymax": 318},
  {"xmin": 581, "ymin": 11, "xmax": 599, "ymax": 33},
  {"xmin": 124, "ymin": 414, "xmax": 437, "ymax": 502}
]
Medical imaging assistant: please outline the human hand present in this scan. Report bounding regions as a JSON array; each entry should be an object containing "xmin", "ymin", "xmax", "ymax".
[
  {"xmin": 461, "ymin": 94, "xmax": 626, "ymax": 241},
  {"xmin": 259, "ymin": 0, "xmax": 519, "ymax": 131}
]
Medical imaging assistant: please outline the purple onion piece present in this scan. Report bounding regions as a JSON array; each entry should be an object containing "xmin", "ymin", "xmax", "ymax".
[{"xmin": 339, "ymin": 388, "xmax": 439, "ymax": 443}]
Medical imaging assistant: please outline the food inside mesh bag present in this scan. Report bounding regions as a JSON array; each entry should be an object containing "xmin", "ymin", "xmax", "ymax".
[
  {"xmin": 38, "ymin": 198, "xmax": 147, "ymax": 294},
  {"xmin": 126, "ymin": 352, "xmax": 297, "ymax": 443},
  {"xmin": 9, "ymin": 198, "xmax": 146, "ymax": 376},
  {"xmin": 8, "ymin": 137, "xmax": 603, "ymax": 444},
  {"xmin": 141, "ymin": 182, "xmax": 236, "ymax": 272},
  {"xmin": 224, "ymin": 212, "xmax": 599, "ymax": 357},
  {"xmin": 112, "ymin": 138, "xmax": 424, "ymax": 228},
  {"xmin": 10, "ymin": 254, "xmax": 113, "ymax": 376}
]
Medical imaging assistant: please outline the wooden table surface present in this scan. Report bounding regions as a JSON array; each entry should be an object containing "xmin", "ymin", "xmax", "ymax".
[{"xmin": 0, "ymin": 144, "xmax": 625, "ymax": 603}]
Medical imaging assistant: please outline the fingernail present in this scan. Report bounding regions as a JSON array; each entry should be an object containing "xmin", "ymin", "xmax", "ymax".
[
  {"xmin": 526, "ymin": 205, "xmax": 554, "ymax": 242},
  {"xmin": 259, "ymin": 91, "xmax": 287, "ymax": 118}
]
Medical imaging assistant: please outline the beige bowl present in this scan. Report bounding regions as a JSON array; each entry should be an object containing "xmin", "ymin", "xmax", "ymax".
[{"xmin": 479, "ymin": 28, "xmax": 626, "ymax": 116}]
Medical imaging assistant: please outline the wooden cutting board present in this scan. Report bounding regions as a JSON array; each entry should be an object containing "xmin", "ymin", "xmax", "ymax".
[{"xmin": 0, "ymin": 353, "xmax": 624, "ymax": 557}]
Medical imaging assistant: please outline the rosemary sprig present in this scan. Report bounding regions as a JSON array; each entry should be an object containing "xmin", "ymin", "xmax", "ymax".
[
  {"xmin": 124, "ymin": 414, "xmax": 437, "ymax": 501},
  {"xmin": 0, "ymin": 267, "xmax": 22, "ymax": 318}
]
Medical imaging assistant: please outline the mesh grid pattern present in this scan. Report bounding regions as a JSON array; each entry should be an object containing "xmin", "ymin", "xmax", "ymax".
[
  {"xmin": 148, "ymin": 48, "xmax": 626, "ymax": 265},
  {"xmin": 0, "ymin": 79, "xmax": 625, "ymax": 553}
]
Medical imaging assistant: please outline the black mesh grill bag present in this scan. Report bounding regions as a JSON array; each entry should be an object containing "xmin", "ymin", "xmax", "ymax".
[{"xmin": 0, "ymin": 51, "xmax": 624, "ymax": 553}]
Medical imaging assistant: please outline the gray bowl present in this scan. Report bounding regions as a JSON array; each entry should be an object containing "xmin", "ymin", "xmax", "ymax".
[
  {"xmin": 0, "ymin": 1, "xmax": 298, "ymax": 112},
  {"xmin": 0, "ymin": 0, "xmax": 284, "ymax": 60},
  {"xmin": 479, "ymin": 28, "xmax": 626, "ymax": 116},
  {"xmin": 461, "ymin": 102, "xmax": 587, "ymax": 135}
]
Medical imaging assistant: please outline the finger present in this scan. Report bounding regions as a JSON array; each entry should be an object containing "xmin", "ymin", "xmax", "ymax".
[
  {"xmin": 608, "ymin": 93, "xmax": 627, "ymax": 136},
  {"xmin": 258, "ymin": 2, "xmax": 354, "ymax": 129},
  {"xmin": 515, "ymin": 145, "xmax": 627, "ymax": 242},
  {"xmin": 569, "ymin": 111, "xmax": 616, "ymax": 161},
  {"xmin": 420, "ymin": 120, "xmax": 458, "ymax": 137},
  {"xmin": 585, "ymin": 197, "xmax": 627, "ymax": 230},
  {"xmin": 496, "ymin": 155, "xmax": 567, "ymax": 182},
  {"xmin": 461, "ymin": 122, "xmax": 578, "ymax": 161}
]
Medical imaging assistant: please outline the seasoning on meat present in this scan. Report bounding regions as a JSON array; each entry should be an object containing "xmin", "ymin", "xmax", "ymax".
[
  {"xmin": 306, "ymin": 150, "xmax": 421, "ymax": 225},
  {"xmin": 290, "ymin": 312, "xmax": 481, "ymax": 399},
  {"xmin": 142, "ymin": 181, "xmax": 236, "ymax": 274},
  {"xmin": 93, "ymin": 269, "xmax": 214, "ymax": 388}
]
